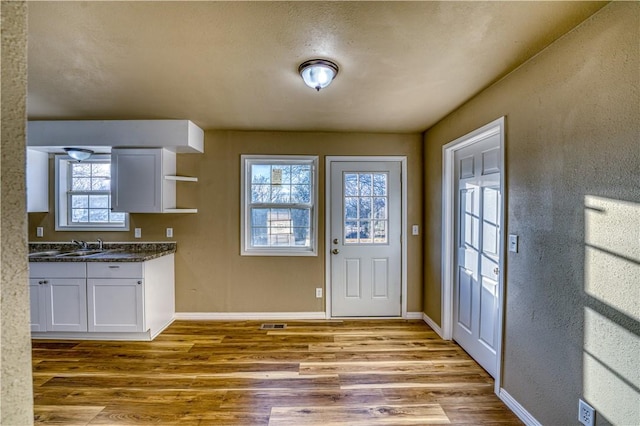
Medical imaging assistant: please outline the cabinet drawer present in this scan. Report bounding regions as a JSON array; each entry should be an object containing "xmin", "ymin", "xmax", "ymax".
[
  {"xmin": 30, "ymin": 262, "xmax": 86, "ymax": 278},
  {"xmin": 87, "ymin": 262, "xmax": 143, "ymax": 279}
]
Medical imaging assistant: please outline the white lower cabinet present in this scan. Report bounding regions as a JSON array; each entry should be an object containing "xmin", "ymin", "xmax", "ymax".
[
  {"xmin": 87, "ymin": 263, "xmax": 144, "ymax": 332},
  {"xmin": 29, "ymin": 255, "xmax": 175, "ymax": 340},
  {"xmin": 30, "ymin": 263, "xmax": 87, "ymax": 332}
]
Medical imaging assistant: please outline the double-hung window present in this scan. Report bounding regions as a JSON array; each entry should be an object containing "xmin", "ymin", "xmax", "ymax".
[
  {"xmin": 241, "ymin": 155, "xmax": 318, "ymax": 256},
  {"xmin": 55, "ymin": 154, "xmax": 128, "ymax": 231}
]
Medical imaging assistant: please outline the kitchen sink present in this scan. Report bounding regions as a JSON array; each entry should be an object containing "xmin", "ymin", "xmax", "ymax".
[
  {"xmin": 56, "ymin": 250, "xmax": 108, "ymax": 257},
  {"xmin": 28, "ymin": 250, "xmax": 62, "ymax": 257}
]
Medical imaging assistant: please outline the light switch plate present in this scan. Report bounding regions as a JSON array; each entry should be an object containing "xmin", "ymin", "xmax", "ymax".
[
  {"xmin": 166, "ymin": 228, "xmax": 173, "ymax": 238},
  {"xmin": 412, "ymin": 225, "xmax": 419, "ymax": 235},
  {"xmin": 315, "ymin": 288, "xmax": 323, "ymax": 298},
  {"xmin": 36, "ymin": 227, "xmax": 44, "ymax": 238},
  {"xmin": 509, "ymin": 234, "xmax": 518, "ymax": 253},
  {"xmin": 134, "ymin": 228, "xmax": 142, "ymax": 238}
]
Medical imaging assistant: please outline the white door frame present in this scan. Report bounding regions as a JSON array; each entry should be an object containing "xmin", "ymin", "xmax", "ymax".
[
  {"xmin": 325, "ymin": 156, "xmax": 408, "ymax": 319},
  {"xmin": 441, "ymin": 117, "xmax": 505, "ymax": 392}
]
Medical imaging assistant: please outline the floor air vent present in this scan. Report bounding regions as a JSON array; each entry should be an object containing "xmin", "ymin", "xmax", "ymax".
[{"xmin": 260, "ymin": 323, "xmax": 287, "ymax": 330}]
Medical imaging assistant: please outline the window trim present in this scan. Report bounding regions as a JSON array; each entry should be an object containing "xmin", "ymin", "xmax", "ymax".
[
  {"xmin": 241, "ymin": 155, "xmax": 318, "ymax": 256},
  {"xmin": 55, "ymin": 154, "xmax": 129, "ymax": 232}
]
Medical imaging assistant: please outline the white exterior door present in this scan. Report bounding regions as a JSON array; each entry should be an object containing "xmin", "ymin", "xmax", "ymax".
[
  {"xmin": 330, "ymin": 161, "xmax": 402, "ymax": 317},
  {"xmin": 453, "ymin": 133, "xmax": 501, "ymax": 377}
]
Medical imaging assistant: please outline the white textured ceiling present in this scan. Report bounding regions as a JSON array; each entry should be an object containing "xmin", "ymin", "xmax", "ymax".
[{"xmin": 27, "ymin": 1, "xmax": 606, "ymax": 133}]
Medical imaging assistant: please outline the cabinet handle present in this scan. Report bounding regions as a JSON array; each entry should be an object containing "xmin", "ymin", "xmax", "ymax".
[
  {"xmin": 108, "ymin": 265, "xmax": 120, "ymax": 269},
  {"xmin": 137, "ymin": 281, "xmax": 142, "ymax": 285}
]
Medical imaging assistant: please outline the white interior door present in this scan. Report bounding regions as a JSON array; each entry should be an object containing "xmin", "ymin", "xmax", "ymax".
[
  {"xmin": 330, "ymin": 161, "xmax": 402, "ymax": 317},
  {"xmin": 453, "ymin": 134, "xmax": 501, "ymax": 377}
]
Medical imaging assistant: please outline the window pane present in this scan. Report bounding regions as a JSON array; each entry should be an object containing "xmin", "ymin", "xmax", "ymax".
[
  {"xmin": 72, "ymin": 178, "xmax": 91, "ymax": 191},
  {"xmin": 345, "ymin": 197, "xmax": 358, "ymax": 220},
  {"xmin": 270, "ymin": 208, "xmax": 291, "ymax": 228},
  {"xmin": 271, "ymin": 185, "xmax": 290, "ymax": 203},
  {"xmin": 293, "ymin": 227, "xmax": 310, "ymax": 246},
  {"xmin": 251, "ymin": 165, "xmax": 271, "ymax": 184},
  {"xmin": 91, "ymin": 177, "xmax": 110, "ymax": 191},
  {"xmin": 359, "ymin": 197, "xmax": 372, "ymax": 219},
  {"xmin": 291, "ymin": 208, "xmax": 310, "ymax": 228},
  {"xmin": 345, "ymin": 221, "xmax": 358, "ymax": 243},
  {"xmin": 71, "ymin": 163, "xmax": 91, "ymax": 177},
  {"xmin": 251, "ymin": 185, "xmax": 270, "ymax": 203},
  {"xmin": 374, "ymin": 197, "xmax": 387, "ymax": 219},
  {"xmin": 110, "ymin": 212, "xmax": 126, "ymax": 223},
  {"xmin": 291, "ymin": 185, "xmax": 310, "ymax": 203},
  {"xmin": 71, "ymin": 195, "xmax": 89, "ymax": 208},
  {"xmin": 344, "ymin": 174, "xmax": 358, "ymax": 196},
  {"xmin": 89, "ymin": 209, "xmax": 109, "ymax": 223},
  {"xmin": 373, "ymin": 173, "xmax": 387, "ymax": 196},
  {"xmin": 252, "ymin": 228, "xmax": 268, "ymax": 246},
  {"xmin": 92, "ymin": 163, "xmax": 111, "ymax": 177},
  {"xmin": 373, "ymin": 220, "xmax": 387, "ymax": 243},
  {"xmin": 71, "ymin": 209, "xmax": 88, "ymax": 223},
  {"xmin": 359, "ymin": 221, "xmax": 372, "ymax": 243},
  {"xmin": 277, "ymin": 165, "xmax": 291, "ymax": 184},
  {"xmin": 359, "ymin": 174, "xmax": 372, "ymax": 196},
  {"xmin": 251, "ymin": 208, "xmax": 268, "ymax": 227},
  {"xmin": 291, "ymin": 165, "xmax": 310, "ymax": 184},
  {"xmin": 89, "ymin": 195, "xmax": 109, "ymax": 208}
]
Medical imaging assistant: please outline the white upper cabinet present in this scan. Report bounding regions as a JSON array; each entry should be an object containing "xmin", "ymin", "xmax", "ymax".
[
  {"xmin": 27, "ymin": 148, "xmax": 49, "ymax": 212},
  {"xmin": 111, "ymin": 148, "xmax": 197, "ymax": 213}
]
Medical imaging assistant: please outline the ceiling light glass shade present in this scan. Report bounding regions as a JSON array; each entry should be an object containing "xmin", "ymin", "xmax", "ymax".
[
  {"xmin": 298, "ymin": 59, "xmax": 339, "ymax": 91},
  {"xmin": 64, "ymin": 147, "xmax": 94, "ymax": 161}
]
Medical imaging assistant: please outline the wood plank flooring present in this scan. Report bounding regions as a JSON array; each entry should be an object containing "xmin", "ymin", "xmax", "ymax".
[{"xmin": 33, "ymin": 320, "xmax": 522, "ymax": 425}]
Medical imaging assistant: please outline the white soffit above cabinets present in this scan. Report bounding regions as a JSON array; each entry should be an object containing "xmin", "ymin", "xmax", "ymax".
[{"xmin": 27, "ymin": 120, "xmax": 204, "ymax": 154}]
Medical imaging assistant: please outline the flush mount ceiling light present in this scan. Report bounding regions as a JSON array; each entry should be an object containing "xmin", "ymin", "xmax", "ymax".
[
  {"xmin": 298, "ymin": 59, "xmax": 339, "ymax": 91},
  {"xmin": 64, "ymin": 147, "xmax": 94, "ymax": 162}
]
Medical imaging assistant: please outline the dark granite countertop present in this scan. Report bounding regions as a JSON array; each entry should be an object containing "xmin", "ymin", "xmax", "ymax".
[{"xmin": 28, "ymin": 242, "xmax": 176, "ymax": 263}]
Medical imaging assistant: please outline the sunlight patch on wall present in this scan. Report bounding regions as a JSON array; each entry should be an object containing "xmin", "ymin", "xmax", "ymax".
[
  {"xmin": 584, "ymin": 195, "xmax": 639, "ymax": 320},
  {"xmin": 583, "ymin": 307, "xmax": 640, "ymax": 425}
]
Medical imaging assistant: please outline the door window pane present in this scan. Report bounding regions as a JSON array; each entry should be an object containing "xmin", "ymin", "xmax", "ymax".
[{"xmin": 343, "ymin": 172, "xmax": 389, "ymax": 244}]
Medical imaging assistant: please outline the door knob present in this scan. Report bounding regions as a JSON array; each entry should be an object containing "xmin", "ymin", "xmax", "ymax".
[
  {"xmin": 493, "ymin": 267, "xmax": 500, "ymax": 275},
  {"xmin": 333, "ymin": 238, "xmax": 339, "ymax": 244},
  {"xmin": 332, "ymin": 249, "xmax": 340, "ymax": 255}
]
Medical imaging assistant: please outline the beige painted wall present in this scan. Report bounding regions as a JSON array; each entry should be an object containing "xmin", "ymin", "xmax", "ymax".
[
  {"xmin": 1, "ymin": 1, "xmax": 34, "ymax": 424},
  {"xmin": 423, "ymin": 3, "xmax": 639, "ymax": 425},
  {"xmin": 29, "ymin": 131, "xmax": 423, "ymax": 313}
]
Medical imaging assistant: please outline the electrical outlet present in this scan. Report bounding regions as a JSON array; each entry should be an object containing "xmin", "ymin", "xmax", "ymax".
[
  {"xmin": 578, "ymin": 399, "xmax": 595, "ymax": 426},
  {"xmin": 36, "ymin": 227, "xmax": 44, "ymax": 238},
  {"xmin": 315, "ymin": 288, "xmax": 323, "ymax": 298},
  {"xmin": 166, "ymin": 228, "xmax": 173, "ymax": 238},
  {"xmin": 134, "ymin": 228, "xmax": 142, "ymax": 238},
  {"xmin": 412, "ymin": 225, "xmax": 419, "ymax": 235}
]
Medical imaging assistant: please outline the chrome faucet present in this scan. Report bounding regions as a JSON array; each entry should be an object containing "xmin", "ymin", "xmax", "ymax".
[
  {"xmin": 71, "ymin": 239, "xmax": 88, "ymax": 250},
  {"xmin": 96, "ymin": 238, "xmax": 103, "ymax": 250}
]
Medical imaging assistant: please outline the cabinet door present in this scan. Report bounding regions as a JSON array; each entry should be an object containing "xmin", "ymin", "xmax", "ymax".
[
  {"xmin": 44, "ymin": 278, "xmax": 88, "ymax": 332},
  {"xmin": 27, "ymin": 149, "xmax": 49, "ymax": 212},
  {"xmin": 29, "ymin": 279, "xmax": 47, "ymax": 332},
  {"xmin": 87, "ymin": 279, "xmax": 144, "ymax": 332},
  {"xmin": 111, "ymin": 149, "xmax": 162, "ymax": 213}
]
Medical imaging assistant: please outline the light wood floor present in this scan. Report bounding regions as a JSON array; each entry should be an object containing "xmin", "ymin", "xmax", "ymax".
[{"xmin": 33, "ymin": 320, "xmax": 522, "ymax": 425}]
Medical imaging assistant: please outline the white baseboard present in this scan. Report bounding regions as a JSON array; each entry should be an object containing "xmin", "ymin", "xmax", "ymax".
[
  {"xmin": 175, "ymin": 312, "xmax": 327, "ymax": 320},
  {"xmin": 406, "ymin": 312, "xmax": 423, "ymax": 319},
  {"xmin": 499, "ymin": 388, "xmax": 541, "ymax": 426},
  {"xmin": 422, "ymin": 313, "xmax": 445, "ymax": 339}
]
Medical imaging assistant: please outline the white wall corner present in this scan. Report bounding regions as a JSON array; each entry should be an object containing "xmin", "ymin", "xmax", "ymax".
[
  {"xmin": 422, "ymin": 313, "xmax": 445, "ymax": 339},
  {"xmin": 499, "ymin": 388, "xmax": 542, "ymax": 426}
]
